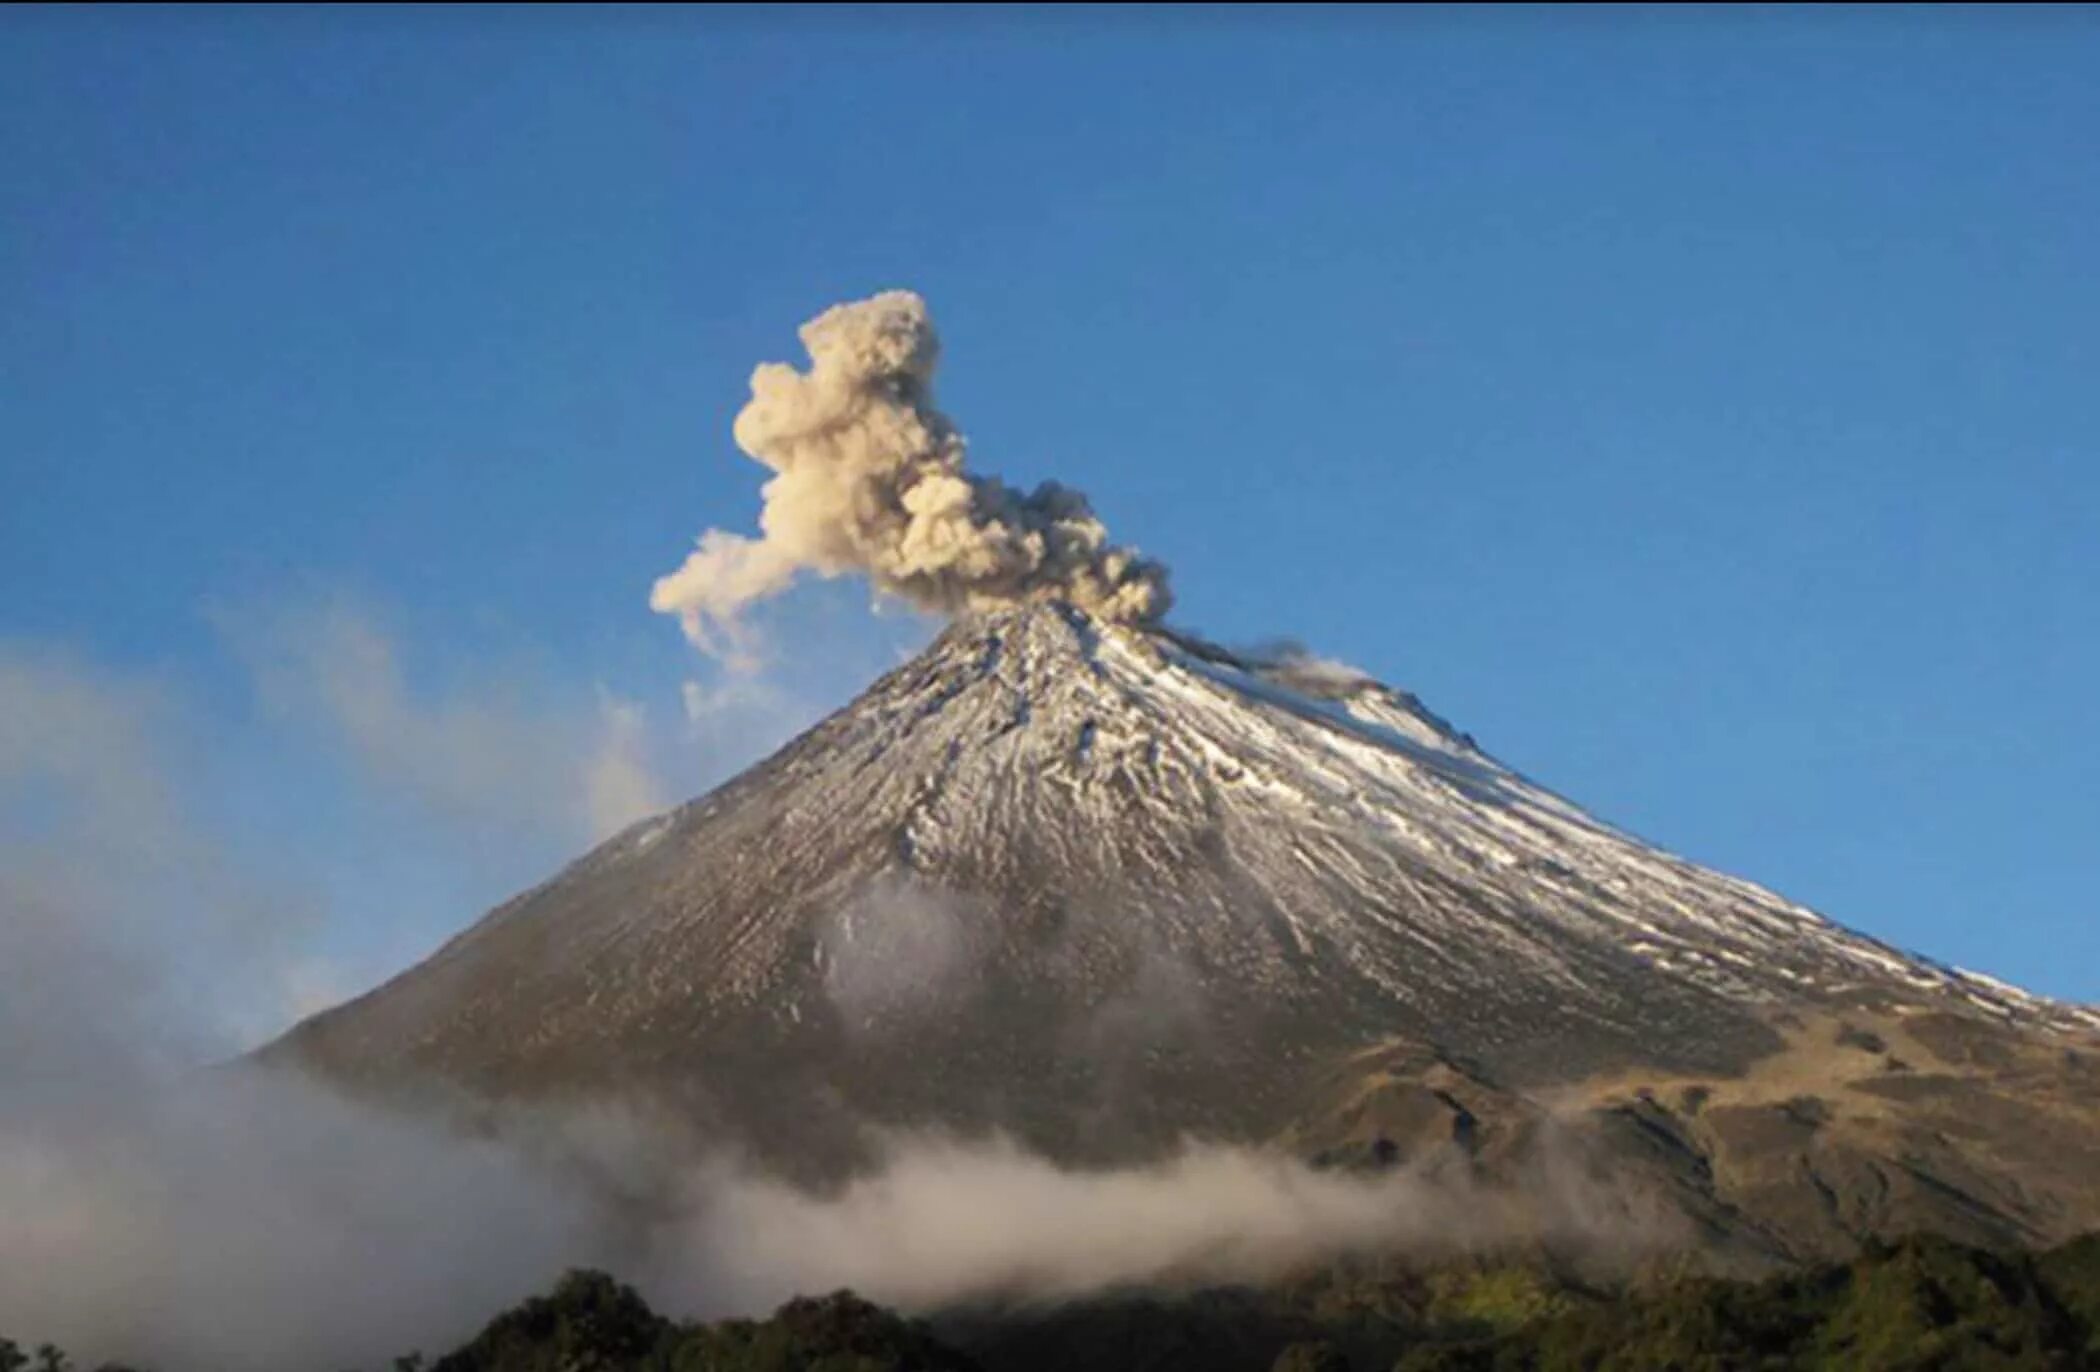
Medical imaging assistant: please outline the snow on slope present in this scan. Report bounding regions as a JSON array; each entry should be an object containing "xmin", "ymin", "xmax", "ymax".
[
  {"xmin": 279, "ymin": 599, "xmax": 2096, "ymax": 1153},
  {"xmin": 1137, "ymin": 624, "xmax": 2092, "ymax": 1033}
]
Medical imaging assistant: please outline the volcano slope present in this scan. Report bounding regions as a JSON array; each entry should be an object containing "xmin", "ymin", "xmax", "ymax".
[{"xmin": 269, "ymin": 602, "xmax": 2100, "ymax": 1264}]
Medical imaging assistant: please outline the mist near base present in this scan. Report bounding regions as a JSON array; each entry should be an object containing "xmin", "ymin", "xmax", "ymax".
[{"xmin": 670, "ymin": 1132, "xmax": 1667, "ymax": 1315}]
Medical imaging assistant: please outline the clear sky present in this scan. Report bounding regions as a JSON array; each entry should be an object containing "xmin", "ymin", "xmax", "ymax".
[{"xmin": 4, "ymin": 7, "xmax": 2096, "ymax": 1027}]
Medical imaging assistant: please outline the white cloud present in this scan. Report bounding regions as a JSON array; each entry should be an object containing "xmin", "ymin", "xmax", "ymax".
[
  {"xmin": 0, "ymin": 646, "xmax": 307, "ymax": 1075},
  {"xmin": 0, "ymin": 640, "xmax": 618, "ymax": 1368},
  {"xmin": 678, "ymin": 673, "xmax": 777, "ymax": 726},
  {"xmin": 215, "ymin": 599, "xmax": 672, "ymax": 846},
  {"xmin": 584, "ymin": 691, "xmax": 667, "ymax": 840}
]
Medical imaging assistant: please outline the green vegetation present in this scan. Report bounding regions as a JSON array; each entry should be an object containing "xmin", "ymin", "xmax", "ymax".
[
  {"xmin": 1419, "ymin": 1266, "xmax": 1581, "ymax": 1335},
  {"xmin": 425, "ymin": 1271, "xmax": 671, "ymax": 1372},
  {"xmin": 2038, "ymin": 1234, "xmax": 2100, "ymax": 1360},
  {"xmin": 9, "ymin": 1233, "xmax": 2100, "ymax": 1370},
  {"xmin": 0, "ymin": 1337, "xmax": 134, "ymax": 1372},
  {"xmin": 1400, "ymin": 1235, "xmax": 2098, "ymax": 1371},
  {"xmin": 427, "ymin": 1270, "xmax": 981, "ymax": 1372}
]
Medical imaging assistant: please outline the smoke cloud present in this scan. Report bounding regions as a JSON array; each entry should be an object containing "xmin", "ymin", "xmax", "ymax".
[{"xmin": 651, "ymin": 292, "xmax": 1172, "ymax": 654}]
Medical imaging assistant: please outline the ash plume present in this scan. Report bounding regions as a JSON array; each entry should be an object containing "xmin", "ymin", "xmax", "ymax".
[{"xmin": 651, "ymin": 292, "xmax": 1171, "ymax": 653}]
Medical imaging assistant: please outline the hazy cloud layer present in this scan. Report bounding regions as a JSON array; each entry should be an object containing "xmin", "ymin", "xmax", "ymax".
[
  {"xmin": 0, "ymin": 642, "xmax": 603, "ymax": 1367},
  {"xmin": 0, "ymin": 647, "xmax": 312, "ymax": 1072},
  {"xmin": 217, "ymin": 599, "xmax": 668, "ymax": 845},
  {"xmin": 678, "ymin": 1123, "xmax": 1682, "ymax": 1317},
  {"xmin": 652, "ymin": 292, "xmax": 1171, "ymax": 656}
]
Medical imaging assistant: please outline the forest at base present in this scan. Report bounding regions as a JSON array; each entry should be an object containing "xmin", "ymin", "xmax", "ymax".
[{"xmin": 11, "ymin": 1231, "xmax": 2100, "ymax": 1372}]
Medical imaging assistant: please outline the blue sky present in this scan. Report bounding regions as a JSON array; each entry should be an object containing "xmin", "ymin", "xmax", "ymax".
[{"xmin": 4, "ymin": 7, "xmax": 2096, "ymax": 1025}]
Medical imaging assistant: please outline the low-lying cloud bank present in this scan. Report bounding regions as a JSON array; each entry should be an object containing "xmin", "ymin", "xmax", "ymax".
[{"xmin": 674, "ymin": 1131, "xmax": 1654, "ymax": 1314}]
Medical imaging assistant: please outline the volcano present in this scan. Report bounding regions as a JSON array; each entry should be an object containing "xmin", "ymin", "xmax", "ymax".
[{"xmin": 271, "ymin": 601, "xmax": 2100, "ymax": 1263}]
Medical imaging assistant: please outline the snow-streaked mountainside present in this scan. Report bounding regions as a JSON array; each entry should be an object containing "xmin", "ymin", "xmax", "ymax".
[{"xmin": 274, "ymin": 603, "xmax": 2100, "ymax": 1260}]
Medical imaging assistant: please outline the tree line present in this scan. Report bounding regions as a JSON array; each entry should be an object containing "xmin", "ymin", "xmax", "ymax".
[{"xmin": 10, "ymin": 1230, "xmax": 2100, "ymax": 1370}]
